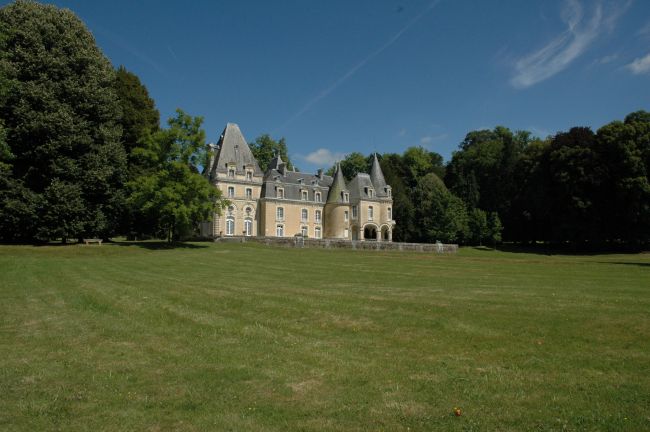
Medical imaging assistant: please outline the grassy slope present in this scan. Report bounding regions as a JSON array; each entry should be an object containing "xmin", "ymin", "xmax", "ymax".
[{"xmin": 0, "ymin": 242, "xmax": 648, "ymax": 431}]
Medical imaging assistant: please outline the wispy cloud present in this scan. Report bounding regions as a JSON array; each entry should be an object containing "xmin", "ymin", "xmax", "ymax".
[
  {"xmin": 299, "ymin": 148, "xmax": 347, "ymax": 167},
  {"xmin": 638, "ymin": 20, "xmax": 650, "ymax": 37},
  {"xmin": 595, "ymin": 53, "xmax": 619, "ymax": 64},
  {"xmin": 509, "ymin": 0, "xmax": 629, "ymax": 89},
  {"xmin": 274, "ymin": 1, "xmax": 441, "ymax": 132},
  {"xmin": 626, "ymin": 53, "xmax": 650, "ymax": 74},
  {"xmin": 419, "ymin": 133, "xmax": 448, "ymax": 145}
]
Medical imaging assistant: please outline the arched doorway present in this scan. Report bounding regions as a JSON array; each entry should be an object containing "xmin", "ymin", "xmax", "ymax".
[
  {"xmin": 363, "ymin": 225, "xmax": 378, "ymax": 241},
  {"xmin": 381, "ymin": 225, "xmax": 390, "ymax": 241}
]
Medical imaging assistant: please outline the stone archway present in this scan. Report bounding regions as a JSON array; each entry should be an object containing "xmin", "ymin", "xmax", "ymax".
[
  {"xmin": 381, "ymin": 225, "xmax": 391, "ymax": 241},
  {"xmin": 363, "ymin": 225, "xmax": 378, "ymax": 241}
]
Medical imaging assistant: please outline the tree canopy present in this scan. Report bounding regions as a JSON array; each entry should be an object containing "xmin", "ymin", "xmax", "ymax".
[{"xmin": 0, "ymin": 0, "xmax": 126, "ymax": 242}]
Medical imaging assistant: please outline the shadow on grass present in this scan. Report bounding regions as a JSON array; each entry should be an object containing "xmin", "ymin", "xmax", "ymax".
[
  {"xmin": 490, "ymin": 244, "xmax": 648, "ymax": 257},
  {"xmin": 596, "ymin": 261, "xmax": 650, "ymax": 268},
  {"xmin": 111, "ymin": 241, "xmax": 209, "ymax": 250}
]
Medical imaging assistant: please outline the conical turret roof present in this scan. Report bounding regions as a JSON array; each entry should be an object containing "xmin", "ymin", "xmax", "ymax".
[
  {"xmin": 327, "ymin": 163, "xmax": 348, "ymax": 203},
  {"xmin": 370, "ymin": 153, "xmax": 388, "ymax": 195}
]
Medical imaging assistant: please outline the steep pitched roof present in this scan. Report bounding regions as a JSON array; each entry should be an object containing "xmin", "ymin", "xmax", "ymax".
[
  {"xmin": 327, "ymin": 163, "xmax": 348, "ymax": 204},
  {"xmin": 370, "ymin": 153, "xmax": 388, "ymax": 196},
  {"xmin": 210, "ymin": 123, "xmax": 263, "ymax": 177},
  {"xmin": 348, "ymin": 173, "xmax": 375, "ymax": 201}
]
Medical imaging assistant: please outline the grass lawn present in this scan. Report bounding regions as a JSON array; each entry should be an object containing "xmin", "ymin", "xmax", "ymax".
[{"xmin": 0, "ymin": 242, "xmax": 649, "ymax": 431}]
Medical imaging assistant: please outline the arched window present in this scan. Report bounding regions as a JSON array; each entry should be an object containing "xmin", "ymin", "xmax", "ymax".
[
  {"xmin": 244, "ymin": 219, "xmax": 252, "ymax": 236},
  {"xmin": 226, "ymin": 217, "xmax": 235, "ymax": 236},
  {"xmin": 276, "ymin": 225, "xmax": 284, "ymax": 237}
]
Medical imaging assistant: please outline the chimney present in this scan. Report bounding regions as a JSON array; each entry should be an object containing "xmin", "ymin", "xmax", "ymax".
[{"xmin": 317, "ymin": 168, "xmax": 323, "ymax": 179}]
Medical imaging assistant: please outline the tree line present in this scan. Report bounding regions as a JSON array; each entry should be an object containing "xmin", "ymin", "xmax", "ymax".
[{"xmin": 1, "ymin": 1, "xmax": 648, "ymax": 247}]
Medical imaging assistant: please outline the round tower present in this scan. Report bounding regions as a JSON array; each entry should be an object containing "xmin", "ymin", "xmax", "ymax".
[{"xmin": 324, "ymin": 163, "xmax": 351, "ymax": 239}]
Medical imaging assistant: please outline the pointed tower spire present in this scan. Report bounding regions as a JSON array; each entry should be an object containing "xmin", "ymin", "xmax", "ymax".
[
  {"xmin": 327, "ymin": 162, "xmax": 348, "ymax": 203},
  {"xmin": 370, "ymin": 153, "xmax": 387, "ymax": 190}
]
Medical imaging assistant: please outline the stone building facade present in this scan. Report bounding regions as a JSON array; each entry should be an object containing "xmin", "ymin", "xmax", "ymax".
[{"xmin": 201, "ymin": 123, "xmax": 395, "ymax": 241}]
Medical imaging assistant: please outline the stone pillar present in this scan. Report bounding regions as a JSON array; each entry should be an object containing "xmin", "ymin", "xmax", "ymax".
[{"xmin": 389, "ymin": 229, "xmax": 393, "ymax": 242}]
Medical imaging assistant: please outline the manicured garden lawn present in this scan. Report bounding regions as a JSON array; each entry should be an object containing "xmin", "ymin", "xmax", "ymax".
[{"xmin": 1, "ymin": 242, "xmax": 648, "ymax": 431}]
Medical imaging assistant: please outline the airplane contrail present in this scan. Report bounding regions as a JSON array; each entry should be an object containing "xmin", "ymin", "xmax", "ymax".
[{"xmin": 274, "ymin": 0, "xmax": 441, "ymax": 133}]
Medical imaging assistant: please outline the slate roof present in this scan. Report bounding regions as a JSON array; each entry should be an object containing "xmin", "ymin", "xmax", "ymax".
[
  {"xmin": 262, "ymin": 168, "xmax": 333, "ymax": 201},
  {"xmin": 370, "ymin": 153, "xmax": 389, "ymax": 197},
  {"xmin": 209, "ymin": 123, "xmax": 263, "ymax": 178},
  {"xmin": 348, "ymin": 173, "xmax": 376, "ymax": 201},
  {"xmin": 327, "ymin": 163, "xmax": 348, "ymax": 204}
]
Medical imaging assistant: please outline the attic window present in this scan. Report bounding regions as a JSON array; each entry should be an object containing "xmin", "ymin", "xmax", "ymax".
[
  {"xmin": 228, "ymin": 168, "xmax": 235, "ymax": 178},
  {"xmin": 385, "ymin": 187, "xmax": 391, "ymax": 197},
  {"xmin": 246, "ymin": 171, "xmax": 252, "ymax": 181},
  {"xmin": 301, "ymin": 190, "xmax": 308, "ymax": 200},
  {"xmin": 341, "ymin": 192, "xmax": 349, "ymax": 203},
  {"xmin": 298, "ymin": 178, "xmax": 304, "ymax": 185}
]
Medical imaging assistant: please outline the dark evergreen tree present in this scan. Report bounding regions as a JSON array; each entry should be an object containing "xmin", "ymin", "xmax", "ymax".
[{"xmin": 250, "ymin": 134, "xmax": 293, "ymax": 172}]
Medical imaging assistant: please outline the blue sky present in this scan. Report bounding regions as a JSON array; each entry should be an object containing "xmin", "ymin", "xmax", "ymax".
[{"xmin": 10, "ymin": 0, "xmax": 650, "ymax": 171}]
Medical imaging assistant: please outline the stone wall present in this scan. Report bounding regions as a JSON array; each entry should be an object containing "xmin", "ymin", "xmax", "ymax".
[{"xmin": 215, "ymin": 236, "xmax": 458, "ymax": 253}]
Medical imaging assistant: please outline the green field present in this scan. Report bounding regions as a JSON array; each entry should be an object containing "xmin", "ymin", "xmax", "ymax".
[{"xmin": 1, "ymin": 242, "xmax": 649, "ymax": 431}]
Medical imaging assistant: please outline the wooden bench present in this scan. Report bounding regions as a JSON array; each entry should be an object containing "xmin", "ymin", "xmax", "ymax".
[{"xmin": 83, "ymin": 238, "xmax": 103, "ymax": 245}]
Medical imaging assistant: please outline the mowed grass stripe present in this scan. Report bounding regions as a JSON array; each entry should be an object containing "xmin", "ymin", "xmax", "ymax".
[{"xmin": 0, "ymin": 243, "xmax": 648, "ymax": 431}]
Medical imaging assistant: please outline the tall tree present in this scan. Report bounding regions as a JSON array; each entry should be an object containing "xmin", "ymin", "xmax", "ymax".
[
  {"xmin": 326, "ymin": 152, "xmax": 370, "ymax": 181},
  {"xmin": 114, "ymin": 65, "xmax": 160, "ymax": 174},
  {"xmin": 0, "ymin": 0, "xmax": 126, "ymax": 242},
  {"xmin": 414, "ymin": 173, "xmax": 468, "ymax": 243},
  {"xmin": 128, "ymin": 109, "xmax": 222, "ymax": 242},
  {"xmin": 250, "ymin": 134, "xmax": 293, "ymax": 172}
]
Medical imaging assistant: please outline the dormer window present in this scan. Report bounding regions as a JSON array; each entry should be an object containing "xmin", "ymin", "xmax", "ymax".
[
  {"xmin": 228, "ymin": 167, "xmax": 235, "ymax": 178},
  {"xmin": 276, "ymin": 187, "xmax": 284, "ymax": 199},
  {"xmin": 246, "ymin": 171, "xmax": 252, "ymax": 181},
  {"xmin": 368, "ymin": 189, "xmax": 374, "ymax": 198},
  {"xmin": 344, "ymin": 192, "xmax": 349, "ymax": 202},
  {"xmin": 298, "ymin": 178, "xmax": 304, "ymax": 185},
  {"xmin": 301, "ymin": 190, "xmax": 308, "ymax": 200},
  {"xmin": 315, "ymin": 192, "xmax": 321, "ymax": 202},
  {"xmin": 386, "ymin": 188, "xmax": 391, "ymax": 197}
]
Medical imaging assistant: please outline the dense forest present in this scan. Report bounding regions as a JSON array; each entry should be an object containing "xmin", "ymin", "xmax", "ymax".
[{"xmin": 1, "ymin": 1, "xmax": 648, "ymax": 247}]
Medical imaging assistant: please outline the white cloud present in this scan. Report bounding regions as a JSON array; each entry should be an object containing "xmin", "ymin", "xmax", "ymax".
[
  {"xmin": 509, "ymin": 0, "xmax": 629, "ymax": 89},
  {"xmin": 626, "ymin": 53, "xmax": 650, "ymax": 75},
  {"xmin": 300, "ymin": 148, "xmax": 347, "ymax": 167},
  {"xmin": 420, "ymin": 136, "xmax": 432, "ymax": 144},
  {"xmin": 398, "ymin": 129, "xmax": 407, "ymax": 137},
  {"xmin": 595, "ymin": 53, "xmax": 618, "ymax": 64}
]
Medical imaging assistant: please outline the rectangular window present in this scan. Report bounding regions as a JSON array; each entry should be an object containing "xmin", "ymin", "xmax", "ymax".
[
  {"xmin": 344, "ymin": 210, "xmax": 349, "ymax": 222},
  {"xmin": 228, "ymin": 186, "xmax": 235, "ymax": 198},
  {"xmin": 301, "ymin": 190, "xmax": 308, "ymax": 200},
  {"xmin": 246, "ymin": 171, "xmax": 252, "ymax": 181},
  {"xmin": 344, "ymin": 193, "xmax": 349, "ymax": 202},
  {"xmin": 368, "ymin": 206, "xmax": 374, "ymax": 220},
  {"xmin": 301, "ymin": 226, "xmax": 308, "ymax": 237},
  {"xmin": 352, "ymin": 206, "xmax": 357, "ymax": 218},
  {"xmin": 388, "ymin": 207, "xmax": 392, "ymax": 220},
  {"xmin": 276, "ymin": 225, "xmax": 284, "ymax": 237},
  {"xmin": 245, "ymin": 188, "xmax": 252, "ymax": 199},
  {"xmin": 314, "ymin": 227, "xmax": 321, "ymax": 239},
  {"xmin": 315, "ymin": 210, "xmax": 322, "ymax": 223},
  {"xmin": 301, "ymin": 209, "xmax": 308, "ymax": 222},
  {"xmin": 276, "ymin": 207, "xmax": 284, "ymax": 221},
  {"xmin": 344, "ymin": 228, "xmax": 349, "ymax": 238},
  {"xmin": 315, "ymin": 192, "xmax": 321, "ymax": 202}
]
